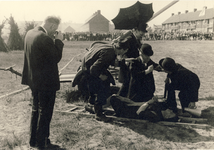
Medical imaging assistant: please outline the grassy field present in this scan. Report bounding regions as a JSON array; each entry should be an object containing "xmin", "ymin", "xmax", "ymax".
[
  {"xmin": 1, "ymin": 40, "xmax": 214, "ymax": 98},
  {"xmin": 1, "ymin": 40, "xmax": 214, "ymax": 149}
]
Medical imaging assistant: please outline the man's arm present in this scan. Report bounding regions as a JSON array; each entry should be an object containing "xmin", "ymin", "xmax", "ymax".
[{"xmin": 41, "ymin": 35, "xmax": 64, "ymax": 64}]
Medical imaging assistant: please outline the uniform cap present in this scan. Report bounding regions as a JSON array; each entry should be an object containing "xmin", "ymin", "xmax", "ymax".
[
  {"xmin": 140, "ymin": 43, "xmax": 153, "ymax": 56},
  {"xmin": 159, "ymin": 57, "xmax": 177, "ymax": 72}
]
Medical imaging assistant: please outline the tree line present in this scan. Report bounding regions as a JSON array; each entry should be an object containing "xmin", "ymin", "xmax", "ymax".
[{"xmin": 0, "ymin": 15, "xmax": 37, "ymax": 52}]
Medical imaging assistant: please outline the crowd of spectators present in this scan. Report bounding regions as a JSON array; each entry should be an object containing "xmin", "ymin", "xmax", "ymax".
[
  {"xmin": 145, "ymin": 30, "xmax": 214, "ymax": 41},
  {"xmin": 62, "ymin": 30, "xmax": 214, "ymax": 42}
]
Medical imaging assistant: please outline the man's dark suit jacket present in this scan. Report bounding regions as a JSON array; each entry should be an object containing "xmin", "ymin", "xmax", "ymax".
[
  {"xmin": 81, "ymin": 44, "xmax": 116, "ymax": 78},
  {"xmin": 21, "ymin": 26, "xmax": 64, "ymax": 91},
  {"xmin": 124, "ymin": 32, "xmax": 142, "ymax": 58}
]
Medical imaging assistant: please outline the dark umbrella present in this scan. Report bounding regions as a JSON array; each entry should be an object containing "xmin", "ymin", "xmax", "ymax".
[{"xmin": 112, "ymin": 1, "xmax": 154, "ymax": 30}]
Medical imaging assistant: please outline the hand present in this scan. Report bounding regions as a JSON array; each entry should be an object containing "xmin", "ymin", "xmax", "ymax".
[
  {"xmin": 188, "ymin": 102, "xmax": 196, "ymax": 109},
  {"xmin": 136, "ymin": 102, "xmax": 149, "ymax": 115},
  {"xmin": 145, "ymin": 65, "xmax": 154, "ymax": 74},
  {"xmin": 99, "ymin": 74, "xmax": 108, "ymax": 81},
  {"xmin": 125, "ymin": 58, "xmax": 137, "ymax": 63},
  {"xmin": 154, "ymin": 65, "xmax": 164, "ymax": 72},
  {"xmin": 55, "ymin": 31, "xmax": 63, "ymax": 41}
]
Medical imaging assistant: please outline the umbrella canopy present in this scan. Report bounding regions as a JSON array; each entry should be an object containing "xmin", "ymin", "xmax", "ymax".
[{"xmin": 112, "ymin": 1, "xmax": 154, "ymax": 30}]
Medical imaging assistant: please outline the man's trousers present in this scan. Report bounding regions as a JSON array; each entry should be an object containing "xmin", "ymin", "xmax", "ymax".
[{"xmin": 29, "ymin": 89, "xmax": 56, "ymax": 147}]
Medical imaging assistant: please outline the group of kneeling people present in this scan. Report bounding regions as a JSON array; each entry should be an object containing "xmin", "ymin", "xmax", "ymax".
[{"xmin": 73, "ymin": 36, "xmax": 200, "ymax": 122}]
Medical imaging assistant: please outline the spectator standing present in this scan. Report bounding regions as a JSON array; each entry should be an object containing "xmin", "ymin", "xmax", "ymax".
[{"xmin": 21, "ymin": 16, "xmax": 64, "ymax": 149}]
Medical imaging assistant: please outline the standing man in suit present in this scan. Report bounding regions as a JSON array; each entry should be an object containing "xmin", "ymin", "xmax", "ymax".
[{"xmin": 21, "ymin": 16, "xmax": 64, "ymax": 149}]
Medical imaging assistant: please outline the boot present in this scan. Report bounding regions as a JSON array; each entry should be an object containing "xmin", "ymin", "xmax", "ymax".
[
  {"xmin": 94, "ymin": 105, "xmax": 111, "ymax": 122},
  {"xmin": 88, "ymin": 95, "xmax": 96, "ymax": 105},
  {"xmin": 85, "ymin": 103, "xmax": 95, "ymax": 114}
]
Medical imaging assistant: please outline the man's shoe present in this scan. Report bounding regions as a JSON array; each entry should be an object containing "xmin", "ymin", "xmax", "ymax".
[
  {"xmin": 88, "ymin": 95, "xmax": 96, "ymax": 105},
  {"xmin": 29, "ymin": 144, "xmax": 40, "ymax": 150},
  {"xmin": 95, "ymin": 114, "xmax": 111, "ymax": 122},
  {"xmin": 44, "ymin": 138, "xmax": 60, "ymax": 149},
  {"xmin": 85, "ymin": 103, "xmax": 95, "ymax": 114},
  {"xmin": 45, "ymin": 138, "xmax": 51, "ymax": 146}
]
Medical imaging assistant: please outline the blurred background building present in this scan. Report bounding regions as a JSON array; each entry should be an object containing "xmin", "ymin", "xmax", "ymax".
[{"xmin": 162, "ymin": 7, "xmax": 214, "ymax": 33}]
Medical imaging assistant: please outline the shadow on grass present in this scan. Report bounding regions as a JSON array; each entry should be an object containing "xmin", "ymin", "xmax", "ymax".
[
  {"xmin": 110, "ymin": 118, "xmax": 214, "ymax": 143},
  {"xmin": 201, "ymin": 107, "xmax": 214, "ymax": 127},
  {"xmin": 63, "ymin": 85, "xmax": 120, "ymax": 104},
  {"xmin": 107, "ymin": 106, "xmax": 214, "ymax": 143},
  {"xmin": 60, "ymin": 85, "xmax": 214, "ymax": 144}
]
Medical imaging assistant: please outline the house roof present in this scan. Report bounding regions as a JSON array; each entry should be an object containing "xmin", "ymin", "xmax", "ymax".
[
  {"xmin": 153, "ymin": 25, "xmax": 162, "ymax": 29},
  {"xmin": 162, "ymin": 8, "xmax": 214, "ymax": 24},
  {"xmin": 64, "ymin": 26, "xmax": 75, "ymax": 33},
  {"xmin": 84, "ymin": 10, "xmax": 109, "ymax": 25}
]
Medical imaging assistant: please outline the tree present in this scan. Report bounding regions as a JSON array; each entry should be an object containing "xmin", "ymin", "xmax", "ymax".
[
  {"xmin": 7, "ymin": 15, "xmax": 23, "ymax": 50},
  {"xmin": 0, "ymin": 20, "xmax": 9, "ymax": 52},
  {"xmin": 23, "ymin": 21, "xmax": 37, "ymax": 38}
]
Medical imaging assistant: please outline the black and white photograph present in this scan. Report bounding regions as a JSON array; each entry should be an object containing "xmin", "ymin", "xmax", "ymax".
[{"xmin": 0, "ymin": 0, "xmax": 214, "ymax": 149}]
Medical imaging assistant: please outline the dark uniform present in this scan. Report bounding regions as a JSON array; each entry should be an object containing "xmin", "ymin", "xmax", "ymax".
[
  {"xmin": 159, "ymin": 58, "xmax": 200, "ymax": 112},
  {"xmin": 128, "ymin": 58, "xmax": 159, "ymax": 102},
  {"xmin": 81, "ymin": 44, "xmax": 116, "ymax": 106},
  {"xmin": 117, "ymin": 31, "xmax": 142, "ymax": 97}
]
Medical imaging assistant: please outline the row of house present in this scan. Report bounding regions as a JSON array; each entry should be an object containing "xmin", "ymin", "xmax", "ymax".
[{"xmin": 162, "ymin": 7, "xmax": 214, "ymax": 33}]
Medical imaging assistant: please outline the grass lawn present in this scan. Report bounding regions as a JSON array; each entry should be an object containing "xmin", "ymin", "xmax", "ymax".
[{"xmin": 0, "ymin": 40, "xmax": 214, "ymax": 149}]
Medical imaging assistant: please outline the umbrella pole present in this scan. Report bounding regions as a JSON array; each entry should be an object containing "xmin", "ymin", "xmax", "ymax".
[{"xmin": 149, "ymin": 0, "xmax": 179, "ymax": 22}]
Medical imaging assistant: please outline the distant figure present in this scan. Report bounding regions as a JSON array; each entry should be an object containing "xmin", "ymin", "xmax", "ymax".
[
  {"xmin": 81, "ymin": 38, "xmax": 130, "ymax": 122},
  {"xmin": 21, "ymin": 16, "xmax": 64, "ymax": 149},
  {"xmin": 117, "ymin": 23, "xmax": 148, "ymax": 97},
  {"xmin": 159, "ymin": 57, "xmax": 200, "ymax": 113}
]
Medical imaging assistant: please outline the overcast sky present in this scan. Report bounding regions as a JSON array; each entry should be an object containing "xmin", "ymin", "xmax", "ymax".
[{"xmin": 0, "ymin": 0, "xmax": 213, "ymax": 27}]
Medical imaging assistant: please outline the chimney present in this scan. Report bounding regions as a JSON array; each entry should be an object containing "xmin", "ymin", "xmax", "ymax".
[
  {"xmin": 97, "ymin": 10, "xmax": 101, "ymax": 14},
  {"xmin": 178, "ymin": 12, "xmax": 181, "ymax": 15},
  {"xmin": 172, "ymin": 13, "xmax": 174, "ymax": 16},
  {"xmin": 185, "ymin": 10, "xmax": 188, "ymax": 13},
  {"xmin": 194, "ymin": 8, "xmax": 197, "ymax": 12},
  {"xmin": 203, "ymin": 6, "xmax": 207, "ymax": 9}
]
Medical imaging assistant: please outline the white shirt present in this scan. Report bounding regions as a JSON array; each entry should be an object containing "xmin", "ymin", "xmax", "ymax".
[{"xmin": 40, "ymin": 25, "xmax": 47, "ymax": 35}]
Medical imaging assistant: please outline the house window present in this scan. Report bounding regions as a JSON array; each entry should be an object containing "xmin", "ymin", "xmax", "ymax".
[
  {"xmin": 207, "ymin": 19, "xmax": 209, "ymax": 24},
  {"xmin": 191, "ymin": 21, "xmax": 195, "ymax": 24},
  {"xmin": 197, "ymin": 21, "xmax": 200, "ymax": 25}
]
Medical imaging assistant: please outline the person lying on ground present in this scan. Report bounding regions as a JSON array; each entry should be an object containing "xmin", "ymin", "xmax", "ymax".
[{"xmin": 108, "ymin": 94, "xmax": 178, "ymax": 122}]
